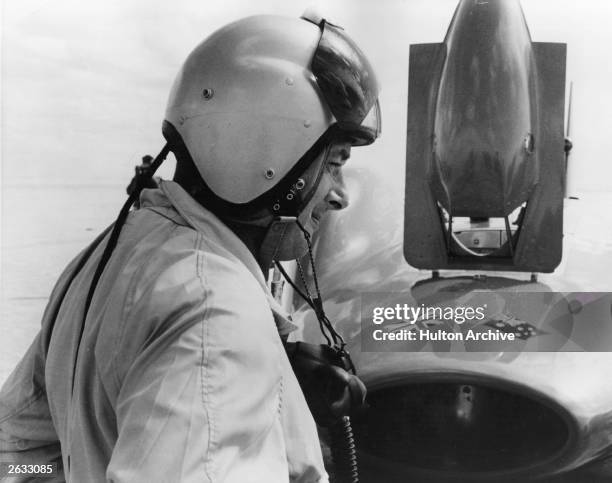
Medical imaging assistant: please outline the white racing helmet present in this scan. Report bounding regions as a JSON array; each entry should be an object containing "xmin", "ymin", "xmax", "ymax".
[{"xmin": 163, "ymin": 13, "xmax": 381, "ymax": 216}]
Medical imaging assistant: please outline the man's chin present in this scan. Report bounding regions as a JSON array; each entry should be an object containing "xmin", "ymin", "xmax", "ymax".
[
  {"xmin": 300, "ymin": 212, "xmax": 321, "ymax": 238},
  {"xmin": 302, "ymin": 220, "xmax": 317, "ymax": 238}
]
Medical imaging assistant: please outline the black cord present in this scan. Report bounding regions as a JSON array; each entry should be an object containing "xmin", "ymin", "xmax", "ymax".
[
  {"xmin": 295, "ymin": 258, "xmax": 314, "ymax": 302},
  {"xmin": 296, "ymin": 220, "xmax": 344, "ymax": 349},
  {"xmin": 276, "ymin": 223, "xmax": 361, "ymax": 483},
  {"xmin": 71, "ymin": 143, "xmax": 171, "ymax": 393},
  {"xmin": 275, "ymin": 260, "xmax": 332, "ymax": 346},
  {"xmin": 274, "ymin": 261, "xmax": 310, "ymax": 306},
  {"xmin": 43, "ymin": 224, "xmax": 114, "ymax": 355},
  {"xmin": 274, "ymin": 219, "xmax": 346, "ymax": 350}
]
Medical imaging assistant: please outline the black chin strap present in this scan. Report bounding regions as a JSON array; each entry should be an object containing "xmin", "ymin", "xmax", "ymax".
[{"xmin": 259, "ymin": 216, "xmax": 300, "ymax": 271}]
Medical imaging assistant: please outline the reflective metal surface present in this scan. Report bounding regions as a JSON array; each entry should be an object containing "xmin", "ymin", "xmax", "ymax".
[
  {"xmin": 404, "ymin": 0, "xmax": 566, "ymax": 272},
  {"xmin": 290, "ymin": 1, "xmax": 612, "ymax": 480},
  {"xmin": 293, "ymin": 158, "xmax": 612, "ymax": 481},
  {"xmin": 433, "ymin": 0, "xmax": 536, "ymax": 217}
]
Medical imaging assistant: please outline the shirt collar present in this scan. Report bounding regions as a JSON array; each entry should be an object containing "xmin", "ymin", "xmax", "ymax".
[
  {"xmin": 141, "ymin": 180, "xmax": 268, "ymax": 290},
  {"xmin": 141, "ymin": 181, "xmax": 298, "ymax": 336}
]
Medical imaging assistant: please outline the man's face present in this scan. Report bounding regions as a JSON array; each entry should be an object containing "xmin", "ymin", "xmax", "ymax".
[
  {"xmin": 299, "ymin": 140, "xmax": 352, "ymax": 236},
  {"xmin": 260, "ymin": 140, "xmax": 351, "ymax": 263}
]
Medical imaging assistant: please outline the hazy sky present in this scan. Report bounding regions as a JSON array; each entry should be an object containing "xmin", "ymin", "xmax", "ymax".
[{"xmin": 2, "ymin": 0, "xmax": 612, "ymax": 192}]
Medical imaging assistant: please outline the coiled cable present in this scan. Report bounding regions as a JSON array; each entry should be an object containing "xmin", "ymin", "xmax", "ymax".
[{"xmin": 329, "ymin": 416, "xmax": 359, "ymax": 483}]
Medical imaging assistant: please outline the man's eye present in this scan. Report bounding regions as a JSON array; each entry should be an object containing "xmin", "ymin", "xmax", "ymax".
[{"xmin": 327, "ymin": 162, "xmax": 343, "ymax": 179}]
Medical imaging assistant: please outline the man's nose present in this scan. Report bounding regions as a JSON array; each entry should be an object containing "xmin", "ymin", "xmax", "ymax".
[{"xmin": 326, "ymin": 183, "xmax": 349, "ymax": 211}]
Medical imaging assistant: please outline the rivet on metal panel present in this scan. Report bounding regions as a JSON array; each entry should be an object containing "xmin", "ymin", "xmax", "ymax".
[{"xmin": 524, "ymin": 133, "xmax": 535, "ymax": 154}]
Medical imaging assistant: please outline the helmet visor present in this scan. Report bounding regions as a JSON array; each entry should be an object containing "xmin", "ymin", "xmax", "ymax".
[{"xmin": 311, "ymin": 20, "xmax": 381, "ymax": 146}]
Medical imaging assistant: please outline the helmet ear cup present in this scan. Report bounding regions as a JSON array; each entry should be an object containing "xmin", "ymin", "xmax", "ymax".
[
  {"xmin": 166, "ymin": 120, "xmax": 262, "ymax": 220},
  {"xmin": 168, "ymin": 119, "xmax": 333, "ymax": 222},
  {"xmin": 269, "ymin": 139, "xmax": 332, "ymax": 217}
]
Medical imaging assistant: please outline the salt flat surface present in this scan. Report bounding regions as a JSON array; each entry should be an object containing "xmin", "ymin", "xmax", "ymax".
[{"xmin": 1, "ymin": 184, "xmax": 125, "ymax": 384}]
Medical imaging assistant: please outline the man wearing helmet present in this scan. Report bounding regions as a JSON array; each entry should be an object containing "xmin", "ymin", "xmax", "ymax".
[{"xmin": 0, "ymin": 13, "xmax": 380, "ymax": 483}]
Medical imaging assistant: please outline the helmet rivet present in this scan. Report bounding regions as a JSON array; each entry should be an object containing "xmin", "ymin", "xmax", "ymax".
[
  {"xmin": 524, "ymin": 133, "xmax": 535, "ymax": 154},
  {"xmin": 202, "ymin": 88, "xmax": 214, "ymax": 100},
  {"xmin": 285, "ymin": 77, "xmax": 294, "ymax": 86},
  {"xmin": 304, "ymin": 120, "xmax": 312, "ymax": 128},
  {"xmin": 273, "ymin": 203, "xmax": 280, "ymax": 211},
  {"xmin": 295, "ymin": 178, "xmax": 305, "ymax": 190},
  {"xmin": 264, "ymin": 168, "xmax": 275, "ymax": 179},
  {"xmin": 286, "ymin": 193, "xmax": 294, "ymax": 201}
]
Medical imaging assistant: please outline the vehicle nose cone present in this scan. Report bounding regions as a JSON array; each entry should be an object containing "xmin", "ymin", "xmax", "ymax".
[{"xmin": 431, "ymin": 0, "xmax": 537, "ymax": 217}]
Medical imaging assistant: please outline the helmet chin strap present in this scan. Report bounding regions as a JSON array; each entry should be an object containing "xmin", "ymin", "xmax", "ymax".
[
  {"xmin": 259, "ymin": 216, "xmax": 306, "ymax": 269},
  {"xmin": 259, "ymin": 139, "xmax": 334, "ymax": 266}
]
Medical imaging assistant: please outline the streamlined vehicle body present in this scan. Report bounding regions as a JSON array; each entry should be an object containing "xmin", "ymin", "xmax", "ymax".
[{"xmin": 293, "ymin": 1, "xmax": 612, "ymax": 480}]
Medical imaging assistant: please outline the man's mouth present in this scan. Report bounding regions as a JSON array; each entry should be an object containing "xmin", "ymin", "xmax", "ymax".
[{"xmin": 311, "ymin": 212, "xmax": 322, "ymax": 226}]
